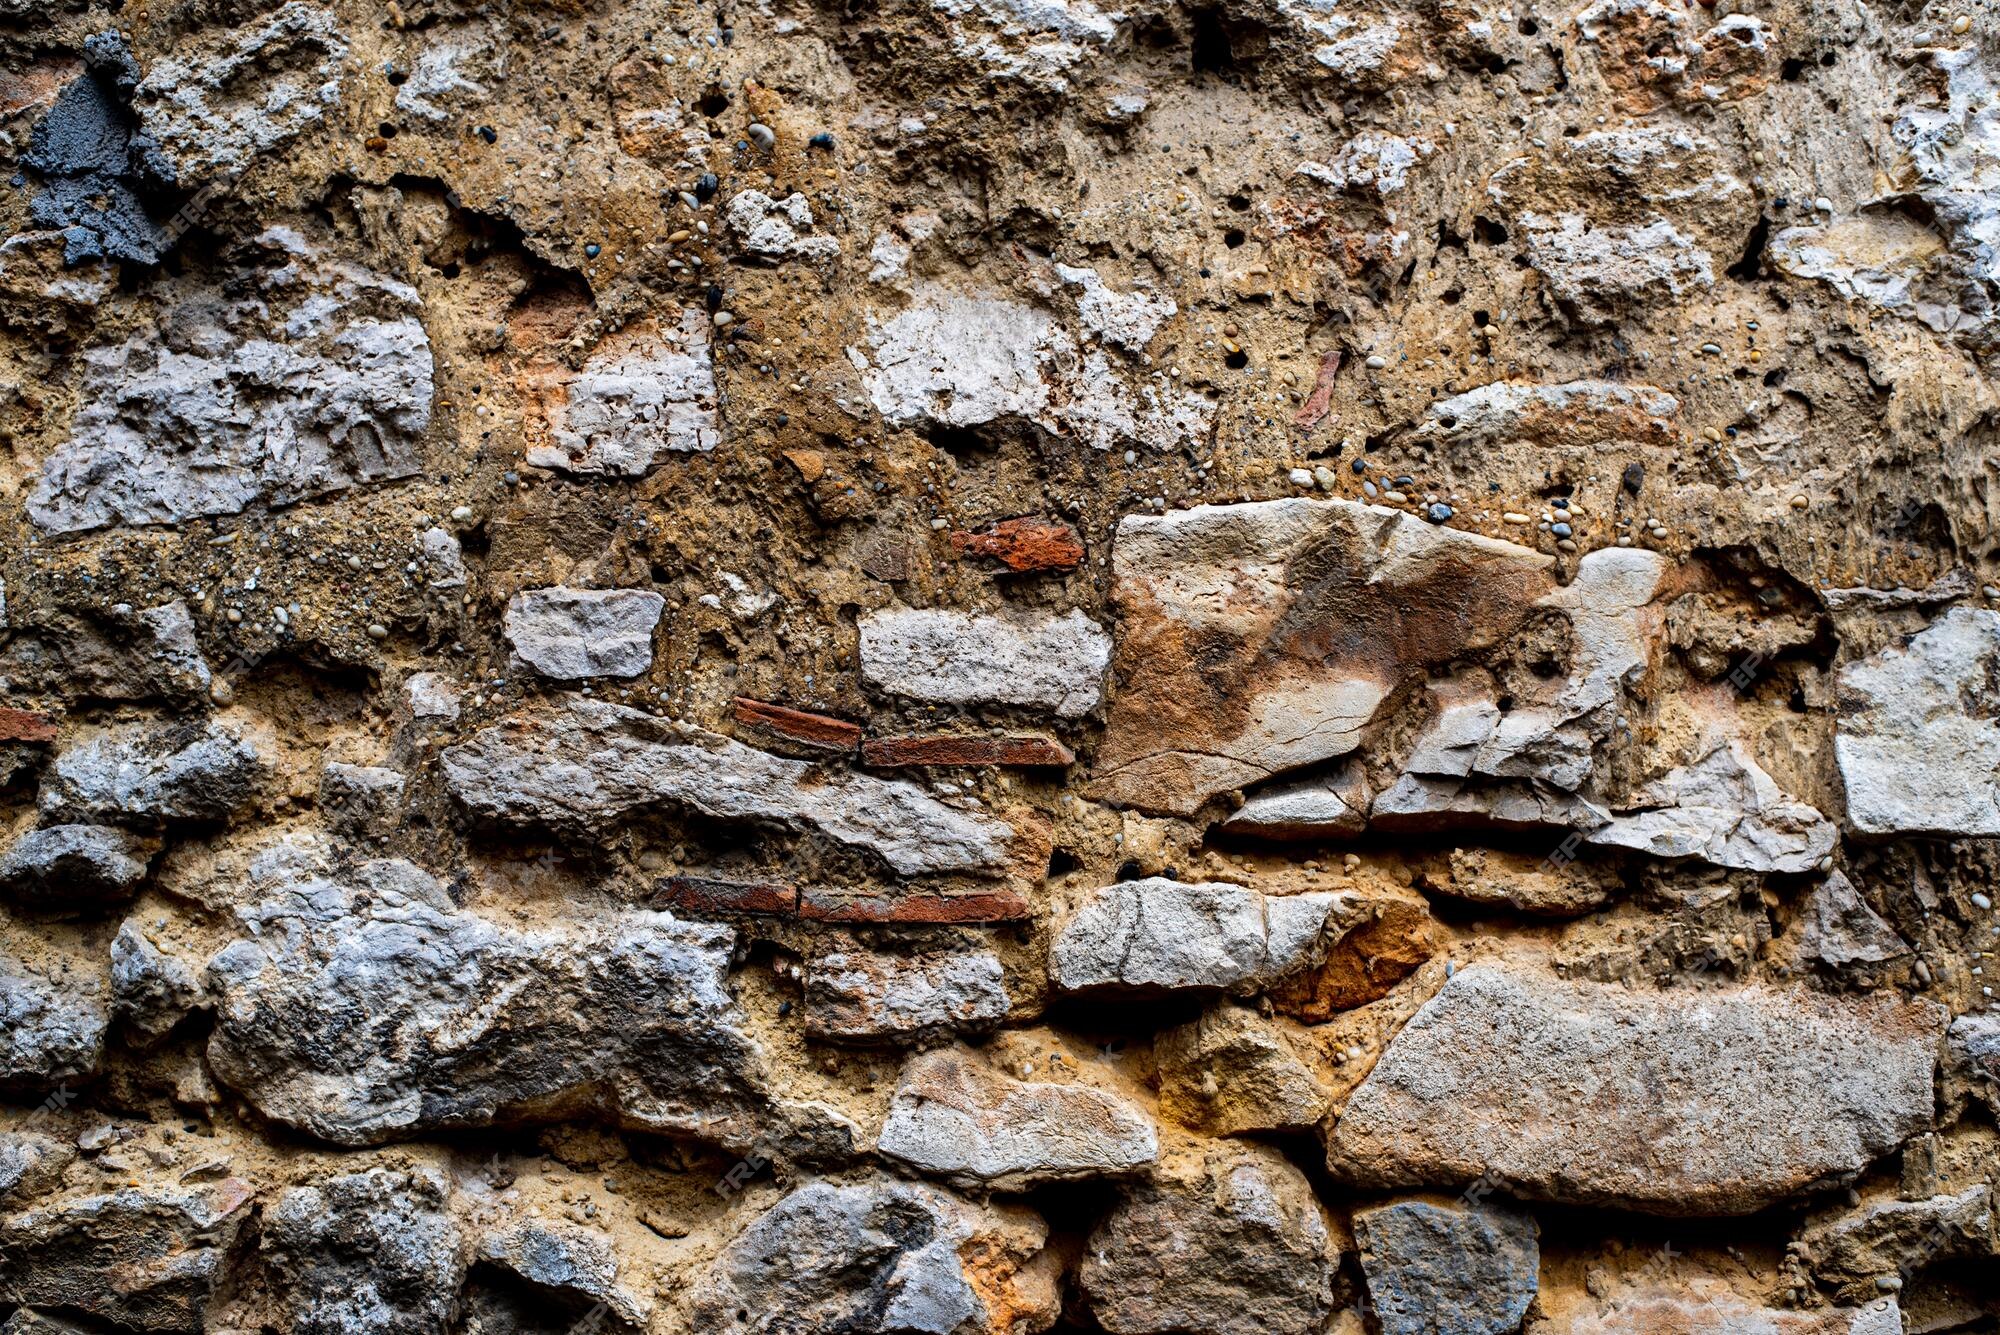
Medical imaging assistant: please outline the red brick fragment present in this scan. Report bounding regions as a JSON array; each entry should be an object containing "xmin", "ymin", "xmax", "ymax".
[
  {"xmin": 798, "ymin": 889, "xmax": 1033, "ymax": 924},
  {"xmin": 949, "ymin": 518, "xmax": 1085, "ymax": 572},
  {"xmin": 0, "ymin": 707, "xmax": 59, "ymax": 744},
  {"xmin": 861, "ymin": 735, "xmax": 1075, "ymax": 768},
  {"xmin": 654, "ymin": 876, "xmax": 799, "ymax": 916},
  {"xmin": 732, "ymin": 698, "xmax": 863, "ymax": 752}
]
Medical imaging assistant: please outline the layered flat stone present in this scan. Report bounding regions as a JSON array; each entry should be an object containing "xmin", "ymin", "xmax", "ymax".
[
  {"xmin": 803, "ymin": 945, "xmax": 1009, "ymax": 1044},
  {"xmin": 1529, "ymin": 1287, "xmax": 1901, "ymax": 1335},
  {"xmin": 0, "ymin": 824, "xmax": 155, "ymax": 905},
  {"xmin": 1326, "ymin": 963, "xmax": 1943, "ymax": 1215},
  {"xmin": 503, "ymin": 587, "xmax": 666, "ymax": 680},
  {"xmin": 204, "ymin": 856, "xmax": 838, "ymax": 1154},
  {"xmin": 876, "ymin": 1044, "xmax": 1157, "ymax": 1190},
  {"xmin": 1836, "ymin": 607, "xmax": 2000, "ymax": 835},
  {"xmin": 39, "ymin": 721, "xmax": 263, "ymax": 827},
  {"xmin": 440, "ymin": 698, "xmax": 1019, "ymax": 877},
  {"xmin": 1090, "ymin": 499, "xmax": 1557, "ymax": 815},
  {"xmin": 858, "ymin": 606, "xmax": 1110, "ymax": 718},
  {"xmin": 1050, "ymin": 877, "xmax": 1340, "ymax": 995}
]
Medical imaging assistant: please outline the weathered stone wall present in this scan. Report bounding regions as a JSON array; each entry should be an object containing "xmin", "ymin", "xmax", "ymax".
[{"xmin": 0, "ymin": 0, "xmax": 1997, "ymax": 1329}]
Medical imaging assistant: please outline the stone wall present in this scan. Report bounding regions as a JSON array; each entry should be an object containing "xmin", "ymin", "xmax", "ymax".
[{"xmin": 0, "ymin": 0, "xmax": 1997, "ymax": 1330}]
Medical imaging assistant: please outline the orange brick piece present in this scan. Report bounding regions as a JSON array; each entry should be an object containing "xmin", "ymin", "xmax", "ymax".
[
  {"xmin": 733, "ymin": 697, "xmax": 863, "ymax": 752},
  {"xmin": 949, "ymin": 518, "xmax": 1085, "ymax": 572},
  {"xmin": 861, "ymin": 735, "xmax": 1075, "ymax": 768},
  {"xmin": 0, "ymin": 707, "xmax": 59, "ymax": 744}
]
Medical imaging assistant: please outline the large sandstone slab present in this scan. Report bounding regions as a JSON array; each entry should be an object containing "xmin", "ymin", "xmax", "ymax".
[
  {"xmin": 440, "ymin": 697, "xmax": 1019, "ymax": 877},
  {"xmin": 1529, "ymin": 1287, "xmax": 1901, "ymax": 1335},
  {"xmin": 1326, "ymin": 963, "xmax": 1943, "ymax": 1215},
  {"xmin": 204, "ymin": 855, "xmax": 838, "ymax": 1154},
  {"xmin": 1836, "ymin": 607, "xmax": 2000, "ymax": 835},
  {"xmin": 1090, "ymin": 499, "xmax": 1557, "ymax": 815}
]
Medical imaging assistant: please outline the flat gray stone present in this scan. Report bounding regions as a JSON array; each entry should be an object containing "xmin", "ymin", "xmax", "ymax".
[
  {"xmin": 1354, "ymin": 1197, "xmax": 1541, "ymax": 1335},
  {"xmin": 440, "ymin": 698, "xmax": 1018, "ymax": 877},
  {"xmin": 804, "ymin": 945, "xmax": 1009, "ymax": 1044},
  {"xmin": 1326, "ymin": 963, "xmax": 1944, "ymax": 1215},
  {"xmin": 40, "ymin": 721, "xmax": 263, "ymax": 827},
  {"xmin": 858, "ymin": 606, "xmax": 1110, "ymax": 718},
  {"xmin": 504, "ymin": 587, "xmax": 667, "ymax": 680},
  {"xmin": 204, "ymin": 856, "xmax": 839, "ymax": 1154},
  {"xmin": 1050, "ymin": 877, "xmax": 1339, "ymax": 995},
  {"xmin": 1837, "ymin": 607, "xmax": 2000, "ymax": 835},
  {"xmin": 877, "ymin": 1044, "xmax": 1157, "ymax": 1190},
  {"xmin": 0, "ymin": 825, "xmax": 155, "ymax": 905},
  {"xmin": 694, "ymin": 1177, "xmax": 1060, "ymax": 1334}
]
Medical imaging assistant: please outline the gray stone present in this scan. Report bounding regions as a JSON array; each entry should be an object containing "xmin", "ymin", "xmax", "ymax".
[
  {"xmin": 726, "ymin": 190, "xmax": 841, "ymax": 261},
  {"xmin": 440, "ymin": 698, "xmax": 1019, "ymax": 877},
  {"xmin": 503, "ymin": 588, "xmax": 667, "ymax": 680},
  {"xmin": 1326, "ymin": 963, "xmax": 1944, "ymax": 1215},
  {"xmin": 0, "ymin": 825, "xmax": 155, "ymax": 905},
  {"xmin": 40, "ymin": 721, "xmax": 263, "ymax": 826},
  {"xmin": 1586, "ymin": 737, "xmax": 1838, "ymax": 874},
  {"xmin": 28, "ymin": 231, "xmax": 429, "ymax": 534},
  {"xmin": 319, "ymin": 763, "xmax": 406, "ymax": 838},
  {"xmin": 0, "ymin": 1177, "xmax": 255, "ymax": 1334},
  {"xmin": 1790, "ymin": 872, "xmax": 1911, "ymax": 976},
  {"xmin": 1080, "ymin": 1142, "xmax": 1337, "ymax": 1335},
  {"xmin": 133, "ymin": 3, "xmax": 348, "ymax": 178},
  {"xmin": 804, "ymin": 945, "xmax": 1009, "ymax": 1044},
  {"xmin": 0, "ymin": 1131, "xmax": 74, "ymax": 1204},
  {"xmin": 856, "ymin": 284, "xmax": 1212, "ymax": 454},
  {"xmin": 21, "ymin": 34, "xmax": 174, "ymax": 266},
  {"xmin": 204, "ymin": 856, "xmax": 840, "ymax": 1154},
  {"xmin": 0, "ymin": 600, "xmax": 213, "ymax": 704},
  {"xmin": 110, "ymin": 920, "xmax": 204, "ymax": 1044},
  {"xmin": 525, "ymin": 310, "xmax": 720, "ymax": 474},
  {"xmin": 858, "ymin": 606, "xmax": 1110, "ymax": 718},
  {"xmin": 877, "ymin": 1044, "xmax": 1157, "ymax": 1190},
  {"xmin": 475, "ymin": 1220, "xmax": 650, "ymax": 1328},
  {"xmin": 1050, "ymin": 878, "xmax": 1339, "ymax": 995},
  {"xmin": 262, "ymin": 1166, "xmax": 465, "ymax": 1335},
  {"xmin": 1220, "ymin": 763, "xmax": 1370, "ymax": 839},
  {"xmin": 693, "ymin": 1177, "xmax": 1061, "ymax": 1335},
  {"xmin": 0, "ymin": 942, "xmax": 106, "ymax": 1087},
  {"xmin": 1353, "ymin": 1197, "xmax": 1541, "ymax": 1335},
  {"xmin": 1836, "ymin": 607, "xmax": 2000, "ymax": 836}
]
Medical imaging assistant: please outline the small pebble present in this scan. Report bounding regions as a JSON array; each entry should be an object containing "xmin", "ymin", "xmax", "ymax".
[
  {"xmin": 1289, "ymin": 468, "xmax": 1314, "ymax": 488},
  {"xmin": 1552, "ymin": 522, "xmax": 1573, "ymax": 539},
  {"xmin": 1954, "ymin": 14, "xmax": 1973, "ymax": 33},
  {"xmin": 1503, "ymin": 511, "xmax": 1531, "ymax": 524},
  {"xmin": 748, "ymin": 122, "xmax": 775, "ymax": 149},
  {"xmin": 1365, "ymin": 354, "xmax": 1387, "ymax": 369},
  {"xmin": 694, "ymin": 172, "xmax": 719, "ymax": 201},
  {"xmin": 366, "ymin": 623, "xmax": 389, "ymax": 639},
  {"xmin": 1383, "ymin": 489, "xmax": 1408, "ymax": 504},
  {"xmin": 1974, "ymin": 892, "xmax": 1994, "ymax": 910},
  {"xmin": 1426, "ymin": 502, "xmax": 1454, "ymax": 523}
]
